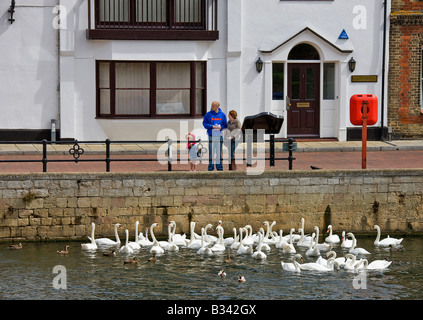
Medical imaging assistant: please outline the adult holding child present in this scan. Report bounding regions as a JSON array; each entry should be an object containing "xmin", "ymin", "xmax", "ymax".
[{"xmin": 202, "ymin": 101, "xmax": 227, "ymax": 171}]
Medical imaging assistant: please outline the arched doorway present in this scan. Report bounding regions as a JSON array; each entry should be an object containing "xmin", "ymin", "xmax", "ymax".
[{"xmin": 287, "ymin": 43, "xmax": 320, "ymax": 137}]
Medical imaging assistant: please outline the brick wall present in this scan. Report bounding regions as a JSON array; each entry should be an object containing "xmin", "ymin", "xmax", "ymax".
[
  {"xmin": 1, "ymin": 170, "xmax": 422, "ymax": 242},
  {"xmin": 389, "ymin": 0, "xmax": 423, "ymax": 139}
]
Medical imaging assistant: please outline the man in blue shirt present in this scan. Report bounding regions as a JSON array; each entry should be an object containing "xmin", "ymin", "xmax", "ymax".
[{"xmin": 202, "ymin": 101, "xmax": 227, "ymax": 171}]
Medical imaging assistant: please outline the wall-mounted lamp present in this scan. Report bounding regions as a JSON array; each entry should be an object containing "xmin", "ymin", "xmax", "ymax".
[
  {"xmin": 348, "ymin": 57, "xmax": 356, "ymax": 73},
  {"xmin": 8, "ymin": 0, "xmax": 16, "ymax": 24},
  {"xmin": 255, "ymin": 57, "xmax": 264, "ymax": 73}
]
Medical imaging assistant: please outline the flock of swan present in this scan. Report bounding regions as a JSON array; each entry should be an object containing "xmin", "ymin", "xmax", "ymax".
[{"xmin": 79, "ymin": 218, "xmax": 403, "ymax": 275}]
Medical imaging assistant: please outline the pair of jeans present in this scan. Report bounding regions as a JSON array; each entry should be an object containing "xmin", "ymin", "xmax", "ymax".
[{"xmin": 208, "ymin": 135, "xmax": 223, "ymax": 171}]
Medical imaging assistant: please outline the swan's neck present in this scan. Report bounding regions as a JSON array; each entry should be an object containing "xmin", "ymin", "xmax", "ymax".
[
  {"xmin": 239, "ymin": 228, "xmax": 243, "ymax": 243},
  {"xmin": 134, "ymin": 223, "xmax": 139, "ymax": 242},
  {"xmin": 125, "ymin": 230, "xmax": 129, "ymax": 245},
  {"xmin": 150, "ymin": 225, "xmax": 157, "ymax": 243},
  {"xmin": 375, "ymin": 226, "xmax": 381, "ymax": 242},
  {"xmin": 168, "ymin": 224, "xmax": 172, "ymax": 242},
  {"xmin": 91, "ymin": 224, "xmax": 95, "ymax": 244},
  {"xmin": 315, "ymin": 227, "xmax": 320, "ymax": 244},
  {"xmin": 328, "ymin": 226, "xmax": 333, "ymax": 237}
]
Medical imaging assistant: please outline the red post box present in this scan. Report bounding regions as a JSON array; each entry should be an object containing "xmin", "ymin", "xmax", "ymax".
[{"xmin": 350, "ymin": 94, "xmax": 378, "ymax": 126}]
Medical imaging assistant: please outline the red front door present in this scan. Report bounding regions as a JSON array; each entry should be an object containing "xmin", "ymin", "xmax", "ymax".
[{"xmin": 287, "ymin": 63, "xmax": 320, "ymax": 137}]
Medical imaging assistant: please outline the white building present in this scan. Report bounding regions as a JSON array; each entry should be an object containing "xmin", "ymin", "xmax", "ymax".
[{"xmin": 0, "ymin": 0, "xmax": 388, "ymax": 141}]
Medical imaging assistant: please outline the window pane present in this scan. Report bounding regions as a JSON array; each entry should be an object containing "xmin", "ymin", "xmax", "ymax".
[
  {"xmin": 288, "ymin": 43, "xmax": 320, "ymax": 60},
  {"xmin": 99, "ymin": 0, "xmax": 129, "ymax": 22},
  {"xmin": 157, "ymin": 63, "xmax": 190, "ymax": 88},
  {"xmin": 324, "ymin": 63, "xmax": 335, "ymax": 100},
  {"xmin": 196, "ymin": 62, "xmax": 204, "ymax": 88},
  {"xmin": 116, "ymin": 90, "xmax": 150, "ymax": 114},
  {"xmin": 99, "ymin": 62, "xmax": 110, "ymax": 88},
  {"xmin": 272, "ymin": 63, "xmax": 284, "ymax": 100},
  {"xmin": 99, "ymin": 89, "xmax": 111, "ymax": 114},
  {"xmin": 306, "ymin": 67, "xmax": 315, "ymax": 99},
  {"xmin": 156, "ymin": 90, "xmax": 190, "ymax": 114},
  {"xmin": 291, "ymin": 67, "xmax": 300, "ymax": 99},
  {"xmin": 136, "ymin": 0, "xmax": 166, "ymax": 23},
  {"xmin": 196, "ymin": 89, "xmax": 203, "ymax": 114},
  {"xmin": 175, "ymin": 0, "xmax": 202, "ymax": 23},
  {"xmin": 116, "ymin": 63, "xmax": 150, "ymax": 88}
]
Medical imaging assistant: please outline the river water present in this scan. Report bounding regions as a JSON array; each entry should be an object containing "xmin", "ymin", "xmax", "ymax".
[{"xmin": 0, "ymin": 236, "xmax": 422, "ymax": 300}]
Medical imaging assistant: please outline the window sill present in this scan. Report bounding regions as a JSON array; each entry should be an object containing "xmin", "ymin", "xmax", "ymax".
[{"xmin": 87, "ymin": 29, "xmax": 219, "ymax": 41}]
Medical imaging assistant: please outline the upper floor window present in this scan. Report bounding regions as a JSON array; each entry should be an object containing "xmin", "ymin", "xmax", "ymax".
[
  {"xmin": 87, "ymin": 0, "xmax": 219, "ymax": 40},
  {"xmin": 97, "ymin": 61, "xmax": 206, "ymax": 118}
]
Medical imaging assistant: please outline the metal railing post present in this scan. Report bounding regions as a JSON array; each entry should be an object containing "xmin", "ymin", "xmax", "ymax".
[
  {"xmin": 288, "ymin": 137, "xmax": 294, "ymax": 170},
  {"xmin": 42, "ymin": 139, "xmax": 47, "ymax": 172},
  {"xmin": 105, "ymin": 139, "xmax": 111, "ymax": 172},
  {"xmin": 167, "ymin": 138, "xmax": 173, "ymax": 171},
  {"xmin": 270, "ymin": 134, "xmax": 275, "ymax": 167}
]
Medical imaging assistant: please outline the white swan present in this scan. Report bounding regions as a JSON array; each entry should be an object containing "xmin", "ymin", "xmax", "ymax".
[
  {"xmin": 211, "ymin": 226, "xmax": 226, "ymax": 252},
  {"xmin": 128, "ymin": 221, "xmax": 141, "ymax": 250},
  {"xmin": 256, "ymin": 228, "xmax": 271, "ymax": 251},
  {"xmin": 187, "ymin": 222, "xmax": 202, "ymax": 249},
  {"xmin": 197, "ymin": 228, "xmax": 213, "ymax": 256},
  {"xmin": 165, "ymin": 221, "xmax": 180, "ymax": 252},
  {"xmin": 252, "ymin": 231, "xmax": 267, "ymax": 260},
  {"xmin": 373, "ymin": 225, "xmax": 403, "ymax": 247},
  {"xmin": 169, "ymin": 221, "xmax": 188, "ymax": 246},
  {"xmin": 94, "ymin": 223, "xmax": 122, "ymax": 247},
  {"xmin": 341, "ymin": 231, "xmax": 353, "ymax": 248},
  {"xmin": 316, "ymin": 251, "xmax": 346, "ymax": 268},
  {"xmin": 139, "ymin": 227, "xmax": 154, "ymax": 247},
  {"xmin": 263, "ymin": 221, "xmax": 279, "ymax": 244},
  {"xmin": 237, "ymin": 228, "xmax": 253, "ymax": 255},
  {"xmin": 305, "ymin": 233, "xmax": 320, "ymax": 257},
  {"xmin": 204, "ymin": 223, "xmax": 217, "ymax": 244},
  {"xmin": 242, "ymin": 225, "xmax": 255, "ymax": 246},
  {"xmin": 297, "ymin": 228, "xmax": 314, "ymax": 248},
  {"xmin": 314, "ymin": 226, "xmax": 332, "ymax": 252},
  {"xmin": 281, "ymin": 254, "xmax": 303, "ymax": 273},
  {"xmin": 275, "ymin": 230, "xmax": 288, "ymax": 249},
  {"xmin": 344, "ymin": 253, "xmax": 362, "ymax": 271},
  {"xmin": 224, "ymin": 227, "xmax": 237, "ymax": 246},
  {"xmin": 282, "ymin": 228, "xmax": 296, "ymax": 254},
  {"xmin": 354, "ymin": 258, "xmax": 392, "ymax": 271},
  {"xmin": 300, "ymin": 257, "xmax": 340, "ymax": 272},
  {"xmin": 347, "ymin": 232, "xmax": 371, "ymax": 255},
  {"xmin": 119, "ymin": 229, "xmax": 134, "ymax": 255},
  {"xmin": 81, "ymin": 222, "xmax": 98, "ymax": 250},
  {"xmin": 149, "ymin": 223, "xmax": 165, "ymax": 254},
  {"xmin": 325, "ymin": 225, "xmax": 340, "ymax": 244}
]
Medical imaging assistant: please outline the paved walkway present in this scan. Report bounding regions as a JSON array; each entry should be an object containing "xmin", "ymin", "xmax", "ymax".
[{"xmin": 0, "ymin": 139, "xmax": 422, "ymax": 173}]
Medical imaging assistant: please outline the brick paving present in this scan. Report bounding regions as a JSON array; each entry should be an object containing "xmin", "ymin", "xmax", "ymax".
[{"xmin": 0, "ymin": 139, "xmax": 422, "ymax": 173}]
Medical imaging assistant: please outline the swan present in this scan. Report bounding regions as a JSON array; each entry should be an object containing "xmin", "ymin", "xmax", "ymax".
[
  {"xmin": 305, "ymin": 233, "xmax": 320, "ymax": 257},
  {"xmin": 300, "ymin": 257, "xmax": 340, "ymax": 272},
  {"xmin": 347, "ymin": 232, "xmax": 371, "ymax": 255},
  {"xmin": 275, "ymin": 230, "xmax": 288, "ymax": 249},
  {"xmin": 187, "ymin": 222, "xmax": 202, "ymax": 249},
  {"xmin": 341, "ymin": 231, "xmax": 353, "ymax": 248},
  {"xmin": 314, "ymin": 226, "xmax": 332, "ymax": 252},
  {"xmin": 81, "ymin": 222, "xmax": 98, "ymax": 250},
  {"xmin": 299, "ymin": 218, "xmax": 312, "ymax": 242},
  {"xmin": 94, "ymin": 223, "xmax": 122, "ymax": 247},
  {"xmin": 211, "ymin": 226, "xmax": 226, "ymax": 252},
  {"xmin": 170, "ymin": 221, "xmax": 188, "ymax": 246},
  {"xmin": 237, "ymin": 228, "xmax": 253, "ymax": 255},
  {"xmin": 316, "ymin": 251, "xmax": 346, "ymax": 268},
  {"xmin": 224, "ymin": 228, "xmax": 237, "ymax": 246},
  {"xmin": 297, "ymin": 228, "xmax": 314, "ymax": 248},
  {"xmin": 281, "ymin": 254, "xmax": 303, "ymax": 273},
  {"xmin": 119, "ymin": 229, "xmax": 134, "ymax": 255},
  {"xmin": 252, "ymin": 231, "xmax": 267, "ymax": 260},
  {"xmin": 325, "ymin": 225, "xmax": 340, "ymax": 244},
  {"xmin": 354, "ymin": 258, "xmax": 392, "ymax": 271},
  {"xmin": 344, "ymin": 253, "xmax": 364, "ymax": 271},
  {"xmin": 197, "ymin": 228, "xmax": 213, "ymax": 256},
  {"xmin": 242, "ymin": 225, "xmax": 255, "ymax": 246},
  {"xmin": 204, "ymin": 223, "xmax": 217, "ymax": 244},
  {"xmin": 128, "ymin": 221, "xmax": 141, "ymax": 250},
  {"xmin": 165, "ymin": 221, "xmax": 180, "ymax": 252},
  {"xmin": 139, "ymin": 227, "xmax": 154, "ymax": 247},
  {"xmin": 256, "ymin": 228, "xmax": 271, "ymax": 251},
  {"xmin": 282, "ymin": 228, "xmax": 296, "ymax": 254},
  {"xmin": 149, "ymin": 223, "xmax": 165, "ymax": 254},
  {"xmin": 373, "ymin": 225, "xmax": 403, "ymax": 247},
  {"xmin": 263, "ymin": 221, "xmax": 279, "ymax": 244}
]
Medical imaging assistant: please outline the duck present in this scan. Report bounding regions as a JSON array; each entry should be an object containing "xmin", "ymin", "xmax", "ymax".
[
  {"xmin": 252, "ymin": 231, "xmax": 267, "ymax": 260},
  {"xmin": 119, "ymin": 229, "xmax": 134, "ymax": 255},
  {"xmin": 373, "ymin": 225, "xmax": 403, "ymax": 247},
  {"xmin": 57, "ymin": 245, "xmax": 70, "ymax": 254},
  {"xmin": 148, "ymin": 253, "xmax": 157, "ymax": 263},
  {"xmin": 347, "ymin": 232, "xmax": 371, "ymax": 255},
  {"xmin": 341, "ymin": 231, "xmax": 353, "ymax": 248},
  {"xmin": 238, "ymin": 275, "xmax": 246, "ymax": 283},
  {"xmin": 325, "ymin": 225, "xmax": 340, "ymax": 244},
  {"xmin": 94, "ymin": 223, "xmax": 122, "ymax": 247},
  {"xmin": 7, "ymin": 243, "xmax": 23, "ymax": 250},
  {"xmin": 124, "ymin": 257, "xmax": 138, "ymax": 264},
  {"xmin": 225, "ymin": 252, "xmax": 232, "ymax": 264},
  {"xmin": 218, "ymin": 269, "xmax": 226, "ymax": 278},
  {"xmin": 81, "ymin": 222, "xmax": 98, "ymax": 251},
  {"xmin": 103, "ymin": 250, "xmax": 117, "ymax": 257},
  {"xmin": 281, "ymin": 254, "xmax": 303, "ymax": 273}
]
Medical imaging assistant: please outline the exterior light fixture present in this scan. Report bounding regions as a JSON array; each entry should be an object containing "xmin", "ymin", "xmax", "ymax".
[
  {"xmin": 256, "ymin": 57, "xmax": 263, "ymax": 73},
  {"xmin": 8, "ymin": 0, "xmax": 16, "ymax": 24},
  {"xmin": 348, "ymin": 57, "xmax": 356, "ymax": 73}
]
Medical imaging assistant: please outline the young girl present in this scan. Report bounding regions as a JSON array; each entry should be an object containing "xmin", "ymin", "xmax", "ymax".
[{"xmin": 186, "ymin": 132, "xmax": 199, "ymax": 171}]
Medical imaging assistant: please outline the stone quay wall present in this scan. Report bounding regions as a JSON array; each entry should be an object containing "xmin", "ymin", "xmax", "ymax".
[{"xmin": 1, "ymin": 169, "xmax": 422, "ymax": 242}]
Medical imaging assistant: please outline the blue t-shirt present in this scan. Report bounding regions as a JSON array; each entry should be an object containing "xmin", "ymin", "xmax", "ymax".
[{"xmin": 202, "ymin": 108, "xmax": 227, "ymax": 136}]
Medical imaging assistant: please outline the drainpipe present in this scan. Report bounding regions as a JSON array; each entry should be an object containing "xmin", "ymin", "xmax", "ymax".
[{"xmin": 380, "ymin": 0, "xmax": 388, "ymax": 141}]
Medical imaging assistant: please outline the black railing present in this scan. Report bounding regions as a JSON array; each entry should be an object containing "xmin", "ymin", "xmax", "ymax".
[{"xmin": 0, "ymin": 138, "xmax": 296, "ymax": 172}]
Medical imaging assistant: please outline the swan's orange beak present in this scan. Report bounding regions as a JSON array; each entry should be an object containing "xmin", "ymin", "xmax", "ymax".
[{"xmin": 326, "ymin": 229, "xmax": 329, "ymax": 233}]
